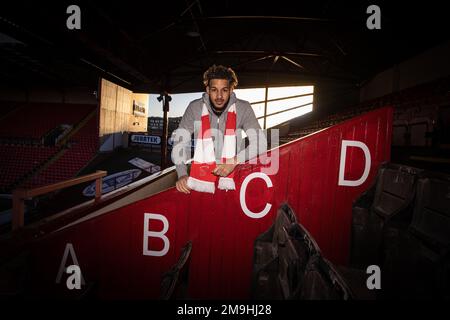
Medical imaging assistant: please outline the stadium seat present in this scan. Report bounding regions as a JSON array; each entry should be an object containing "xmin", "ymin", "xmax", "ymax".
[
  {"xmin": 410, "ymin": 172, "xmax": 450, "ymax": 248},
  {"xmin": 381, "ymin": 171, "xmax": 450, "ymax": 299},
  {"xmin": 300, "ymin": 255, "xmax": 353, "ymax": 300},
  {"xmin": 160, "ymin": 241, "xmax": 192, "ymax": 300},
  {"xmin": 252, "ymin": 203, "xmax": 354, "ymax": 300},
  {"xmin": 251, "ymin": 203, "xmax": 297, "ymax": 299},
  {"xmin": 350, "ymin": 163, "xmax": 423, "ymax": 268}
]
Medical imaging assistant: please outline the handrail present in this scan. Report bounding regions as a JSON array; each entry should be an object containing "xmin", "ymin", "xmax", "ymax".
[{"xmin": 12, "ymin": 170, "xmax": 107, "ymax": 231}]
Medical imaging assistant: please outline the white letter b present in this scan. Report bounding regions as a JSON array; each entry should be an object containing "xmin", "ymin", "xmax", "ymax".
[{"xmin": 143, "ymin": 213, "xmax": 170, "ymax": 257}]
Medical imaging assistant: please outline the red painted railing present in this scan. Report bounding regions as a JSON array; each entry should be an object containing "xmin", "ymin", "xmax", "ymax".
[{"xmin": 26, "ymin": 106, "xmax": 393, "ymax": 299}]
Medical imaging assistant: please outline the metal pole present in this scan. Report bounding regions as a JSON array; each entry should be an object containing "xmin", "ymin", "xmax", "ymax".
[
  {"xmin": 161, "ymin": 93, "xmax": 170, "ymax": 169},
  {"xmin": 263, "ymin": 86, "xmax": 268, "ymax": 129}
]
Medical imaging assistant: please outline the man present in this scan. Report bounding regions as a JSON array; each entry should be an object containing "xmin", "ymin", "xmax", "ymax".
[{"xmin": 171, "ymin": 64, "xmax": 266, "ymax": 194}]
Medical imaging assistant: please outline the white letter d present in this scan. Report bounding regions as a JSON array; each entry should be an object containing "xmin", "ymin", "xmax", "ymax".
[{"xmin": 338, "ymin": 140, "xmax": 371, "ymax": 187}]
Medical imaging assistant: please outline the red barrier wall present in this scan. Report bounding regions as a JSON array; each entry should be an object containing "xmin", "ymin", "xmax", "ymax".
[{"xmin": 27, "ymin": 106, "xmax": 393, "ymax": 299}]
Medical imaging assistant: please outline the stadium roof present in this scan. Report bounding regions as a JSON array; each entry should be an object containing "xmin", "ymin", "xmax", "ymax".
[{"xmin": 1, "ymin": 0, "xmax": 449, "ymax": 97}]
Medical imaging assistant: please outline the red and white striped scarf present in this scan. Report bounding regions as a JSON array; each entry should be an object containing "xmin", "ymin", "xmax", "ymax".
[{"xmin": 187, "ymin": 103, "xmax": 236, "ymax": 193}]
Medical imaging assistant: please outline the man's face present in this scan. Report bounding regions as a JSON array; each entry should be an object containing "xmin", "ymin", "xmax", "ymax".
[{"xmin": 207, "ymin": 79, "xmax": 233, "ymax": 109}]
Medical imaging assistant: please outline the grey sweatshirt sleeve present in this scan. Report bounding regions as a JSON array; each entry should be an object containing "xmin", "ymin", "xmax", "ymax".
[
  {"xmin": 237, "ymin": 104, "xmax": 267, "ymax": 163},
  {"xmin": 171, "ymin": 103, "xmax": 196, "ymax": 178}
]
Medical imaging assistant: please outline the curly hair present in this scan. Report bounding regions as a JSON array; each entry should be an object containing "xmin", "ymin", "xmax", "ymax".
[{"xmin": 202, "ymin": 64, "xmax": 238, "ymax": 89}]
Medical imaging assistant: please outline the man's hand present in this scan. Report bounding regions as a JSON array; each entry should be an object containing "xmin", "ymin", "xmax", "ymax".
[
  {"xmin": 212, "ymin": 159, "xmax": 238, "ymax": 177},
  {"xmin": 176, "ymin": 175, "xmax": 191, "ymax": 194}
]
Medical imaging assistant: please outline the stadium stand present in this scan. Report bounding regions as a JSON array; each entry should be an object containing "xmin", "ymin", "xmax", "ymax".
[
  {"xmin": 0, "ymin": 103, "xmax": 98, "ymax": 192},
  {"xmin": 282, "ymin": 75, "xmax": 450, "ymax": 144},
  {"xmin": 253, "ymin": 167, "xmax": 450, "ymax": 300},
  {"xmin": 21, "ymin": 113, "xmax": 99, "ymax": 188},
  {"xmin": 0, "ymin": 103, "xmax": 95, "ymax": 143},
  {"xmin": 0, "ymin": 145, "xmax": 58, "ymax": 192}
]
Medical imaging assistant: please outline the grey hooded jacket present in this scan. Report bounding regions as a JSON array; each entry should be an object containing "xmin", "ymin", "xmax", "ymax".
[{"xmin": 171, "ymin": 92, "xmax": 267, "ymax": 178}]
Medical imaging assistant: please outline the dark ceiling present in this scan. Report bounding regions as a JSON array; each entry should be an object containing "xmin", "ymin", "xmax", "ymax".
[{"xmin": 0, "ymin": 0, "xmax": 449, "ymax": 96}]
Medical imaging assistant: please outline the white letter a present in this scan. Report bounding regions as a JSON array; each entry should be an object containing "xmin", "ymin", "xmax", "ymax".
[
  {"xmin": 366, "ymin": 5, "xmax": 381, "ymax": 30},
  {"xmin": 66, "ymin": 265, "xmax": 81, "ymax": 290},
  {"xmin": 366, "ymin": 265, "xmax": 381, "ymax": 290},
  {"xmin": 56, "ymin": 243, "xmax": 85, "ymax": 286},
  {"xmin": 66, "ymin": 5, "xmax": 81, "ymax": 30}
]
